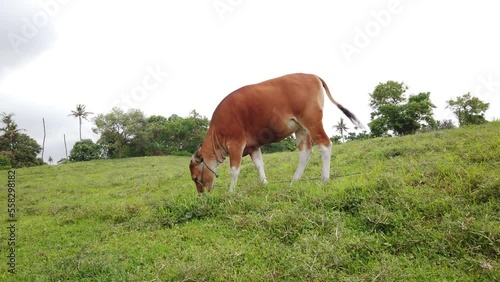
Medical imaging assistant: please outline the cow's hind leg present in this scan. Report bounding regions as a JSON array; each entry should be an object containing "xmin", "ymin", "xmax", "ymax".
[
  {"xmin": 319, "ymin": 142, "xmax": 332, "ymax": 182},
  {"xmin": 291, "ymin": 128, "xmax": 312, "ymax": 185},
  {"xmin": 299, "ymin": 120, "xmax": 332, "ymax": 182},
  {"xmin": 250, "ymin": 148, "xmax": 268, "ymax": 185},
  {"xmin": 310, "ymin": 126, "xmax": 332, "ymax": 181}
]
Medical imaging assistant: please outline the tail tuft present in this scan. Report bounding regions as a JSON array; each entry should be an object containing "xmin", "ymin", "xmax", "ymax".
[
  {"xmin": 318, "ymin": 76, "xmax": 364, "ymax": 129},
  {"xmin": 337, "ymin": 104, "xmax": 364, "ymax": 129}
]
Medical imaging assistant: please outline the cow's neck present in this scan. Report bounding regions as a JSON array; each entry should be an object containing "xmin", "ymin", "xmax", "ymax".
[{"xmin": 200, "ymin": 129, "xmax": 227, "ymax": 168}]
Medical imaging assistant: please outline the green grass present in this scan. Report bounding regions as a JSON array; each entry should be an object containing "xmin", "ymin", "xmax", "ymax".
[{"xmin": 1, "ymin": 122, "xmax": 499, "ymax": 281}]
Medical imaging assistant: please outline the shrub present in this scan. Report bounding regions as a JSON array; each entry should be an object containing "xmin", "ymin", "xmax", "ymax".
[
  {"xmin": 0, "ymin": 154, "xmax": 11, "ymax": 170},
  {"xmin": 69, "ymin": 139, "xmax": 101, "ymax": 162}
]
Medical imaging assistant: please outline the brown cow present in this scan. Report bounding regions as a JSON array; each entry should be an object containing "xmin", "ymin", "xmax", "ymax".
[{"xmin": 189, "ymin": 73, "xmax": 361, "ymax": 193}]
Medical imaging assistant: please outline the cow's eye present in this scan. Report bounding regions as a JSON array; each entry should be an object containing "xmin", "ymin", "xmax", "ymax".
[{"xmin": 193, "ymin": 176, "xmax": 198, "ymax": 182}]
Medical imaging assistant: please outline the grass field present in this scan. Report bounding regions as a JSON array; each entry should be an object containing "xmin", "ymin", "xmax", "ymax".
[{"xmin": 1, "ymin": 122, "xmax": 499, "ymax": 281}]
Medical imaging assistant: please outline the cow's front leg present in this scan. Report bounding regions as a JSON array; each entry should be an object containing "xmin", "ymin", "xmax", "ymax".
[
  {"xmin": 229, "ymin": 166, "xmax": 240, "ymax": 193},
  {"xmin": 250, "ymin": 148, "xmax": 268, "ymax": 185},
  {"xmin": 228, "ymin": 145, "xmax": 244, "ymax": 193}
]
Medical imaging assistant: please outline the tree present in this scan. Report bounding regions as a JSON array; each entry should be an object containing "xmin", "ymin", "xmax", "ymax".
[
  {"xmin": 144, "ymin": 110, "xmax": 210, "ymax": 156},
  {"xmin": 0, "ymin": 154, "xmax": 11, "ymax": 169},
  {"xmin": 368, "ymin": 81, "xmax": 436, "ymax": 137},
  {"xmin": 369, "ymin": 81, "xmax": 407, "ymax": 108},
  {"xmin": 330, "ymin": 135, "xmax": 342, "ymax": 145},
  {"xmin": 10, "ymin": 134, "xmax": 43, "ymax": 167},
  {"xmin": 57, "ymin": 158, "xmax": 69, "ymax": 164},
  {"xmin": 69, "ymin": 139, "xmax": 101, "ymax": 162},
  {"xmin": 436, "ymin": 119, "xmax": 456, "ymax": 130},
  {"xmin": 446, "ymin": 93, "xmax": 489, "ymax": 126},
  {"xmin": 334, "ymin": 118, "xmax": 349, "ymax": 143},
  {"xmin": 401, "ymin": 92, "xmax": 437, "ymax": 133},
  {"xmin": 69, "ymin": 104, "xmax": 93, "ymax": 140},
  {"xmin": 92, "ymin": 108, "xmax": 147, "ymax": 158},
  {"xmin": 0, "ymin": 113, "xmax": 42, "ymax": 168},
  {"xmin": 261, "ymin": 136, "xmax": 296, "ymax": 153},
  {"xmin": 144, "ymin": 115, "xmax": 170, "ymax": 156},
  {"xmin": 48, "ymin": 156, "xmax": 53, "ymax": 165},
  {"xmin": 0, "ymin": 133, "xmax": 42, "ymax": 168},
  {"xmin": 181, "ymin": 110, "xmax": 210, "ymax": 153},
  {"xmin": 0, "ymin": 112, "xmax": 24, "ymax": 149},
  {"xmin": 346, "ymin": 130, "xmax": 371, "ymax": 141}
]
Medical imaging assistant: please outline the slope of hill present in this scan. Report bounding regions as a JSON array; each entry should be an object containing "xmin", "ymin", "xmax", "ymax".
[{"xmin": 1, "ymin": 122, "xmax": 499, "ymax": 281}]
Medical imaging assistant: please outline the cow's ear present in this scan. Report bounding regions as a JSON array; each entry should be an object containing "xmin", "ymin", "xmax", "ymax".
[{"xmin": 193, "ymin": 149, "xmax": 203, "ymax": 163}]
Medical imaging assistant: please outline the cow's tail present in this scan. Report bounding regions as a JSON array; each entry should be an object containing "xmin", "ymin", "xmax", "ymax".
[{"xmin": 318, "ymin": 76, "xmax": 364, "ymax": 129}]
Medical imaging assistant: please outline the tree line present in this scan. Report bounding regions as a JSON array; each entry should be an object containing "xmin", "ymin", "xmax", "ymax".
[
  {"xmin": 0, "ymin": 80, "xmax": 492, "ymax": 168},
  {"xmin": 60, "ymin": 108, "xmax": 212, "ymax": 162},
  {"xmin": 331, "ymin": 81, "xmax": 490, "ymax": 143}
]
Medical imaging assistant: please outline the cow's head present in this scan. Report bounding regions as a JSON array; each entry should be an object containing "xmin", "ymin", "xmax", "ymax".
[{"xmin": 189, "ymin": 149, "xmax": 217, "ymax": 193}]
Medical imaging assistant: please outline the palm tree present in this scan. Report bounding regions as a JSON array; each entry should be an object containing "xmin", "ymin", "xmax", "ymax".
[
  {"xmin": 68, "ymin": 104, "xmax": 93, "ymax": 140},
  {"xmin": 334, "ymin": 118, "xmax": 349, "ymax": 143},
  {"xmin": 0, "ymin": 113, "xmax": 24, "ymax": 150}
]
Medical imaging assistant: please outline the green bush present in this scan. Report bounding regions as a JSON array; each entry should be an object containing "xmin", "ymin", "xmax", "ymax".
[
  {"xmin": 0, "ymin": 154, "xmax": 11, "ymax": 170},
  {"xmin": 69, "ymin": 139, "xmax": 101, "ymax": 162},
  {"xmin": 261, "ymin": 136, "xmax": 296, "ymax": 153}
]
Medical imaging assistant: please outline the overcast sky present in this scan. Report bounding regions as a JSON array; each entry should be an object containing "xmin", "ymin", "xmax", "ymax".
[{"xmin": 1, "ymin": 0, "xmax": 499, "ymax": 163}]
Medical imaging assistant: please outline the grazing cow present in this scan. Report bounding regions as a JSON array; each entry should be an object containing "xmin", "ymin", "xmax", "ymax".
[{"xmin": 189, "ymin": 73, "xmax": 361, "ymax": 193}]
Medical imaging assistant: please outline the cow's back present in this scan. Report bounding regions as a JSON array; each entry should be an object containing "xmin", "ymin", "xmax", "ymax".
[{"xmin": 208, "ymin": 73, "xmax": 323, "ymax": 149}]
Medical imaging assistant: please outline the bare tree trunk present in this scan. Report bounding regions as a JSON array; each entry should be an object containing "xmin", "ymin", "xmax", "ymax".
[
  {"xmin": 64, "ymin": 134, "xmax": 68, "ymax": 159},
  {"xmin": 42, "ymin": 118, "xmax": 46, "ymax": 161},
  {"xmin": 79, "ymin": 116, "xmax": 82, "ymax": 140}
]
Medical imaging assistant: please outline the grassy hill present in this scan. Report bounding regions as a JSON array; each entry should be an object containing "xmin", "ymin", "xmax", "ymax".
[{"xmin": 1, "ymin": 122, "xmax": 499, "ymax": 281}]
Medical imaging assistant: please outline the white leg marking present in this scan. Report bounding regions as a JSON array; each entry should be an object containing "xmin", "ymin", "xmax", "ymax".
[
  {"xmin": 319, "ymin": 143, "xmax": 332, "ymax": 182},
  {"xmin": 291, "ymin": 148, "xmax": 312, "ymax": 185},
  {"xmin": 251, "ymin": 149, "xmax": 268, "ymax": 185},
  {"xmin": 229, "ymin": 166, "xmax": 240, "ymax": 193}
]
